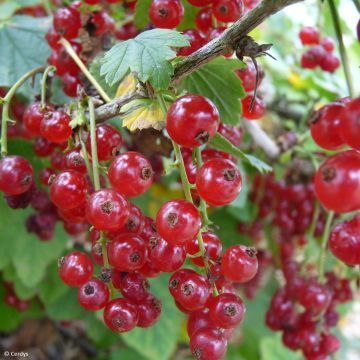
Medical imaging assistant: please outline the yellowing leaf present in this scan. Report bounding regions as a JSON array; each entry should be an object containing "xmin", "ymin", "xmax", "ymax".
[
  {"xmin": 288, "ymin": 70, "xmax": 307, "ymax": 89},
  {"xmin": 116, "ymin": 73, "xmax": 137, "ymax": 98},
  {"xmin": 122, "ymin": 99, "xmax": 166, "ymax": 131}
]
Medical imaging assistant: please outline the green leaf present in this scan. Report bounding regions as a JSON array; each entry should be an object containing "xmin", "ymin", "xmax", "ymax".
[
  {"xmin": 0, "ymin": 15, "xmax": 51, "ymax": 87},
  {"xmin": 179, "ymin": 58, "xmax": 245, "ymax": 124},
  {"xmin": 134, "ymin": 0, "xmax": 151, "ymax": 29},
  {"xmin": 122, "ymin": 273, "xmax": 183, "ymax": 360},
  {"xmin": 0, "ymin": 285, "xmax": 22, "ymax": 332},
  {"xmin": 178, "ymin": 1, "xmax": 199, "ymax": 31},
  {"xmin": 110, "ymin": 347, "xmax": 148, "ymax": 360},
  {"xmin": 100, "ymin": 29, "xmax": 190, "ymax": 89},
  {"xmin": 0, "ymin": 2, "xmax": 21, "ymax": 20},
  {"xmin": 208, "ymin": 133, "xmax": 272, "ymax": 173},
  {"xmin": 260, "ymin": 335, "xmax": 302, "ymax": 360}
]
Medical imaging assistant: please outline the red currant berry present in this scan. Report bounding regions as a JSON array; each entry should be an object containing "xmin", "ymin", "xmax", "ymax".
[
  {"xmin": 187, "ymin": 308, "xmax": 213, "ymax": 338},
  {"xmin": 108, "ymin": 233, "xmax": 147, "ymax": 271},
  {"xmin": 77, "ymin": 278, "xmax": 109, "ymax": 311},
  {"xmin": 139, "ymin": 260, "xmax": 162, "ymax": 278},
  {"xmin": 178, "ymin": 29, "xmax": 206, "ymax": 56},
  {"xmin": 45, "ymin": 27, "xmax": 61, "ymax": 50},
  {"xmin": 137, "ymin": 296, "xmax": 162, "ymax": 328},
  {"xmin": 212, "ymin": 0, "xmax": 244, "ymax": 23},
  {"xmin": 298, "ymin": 282, "xmax": 331, "ymax": 315},
  {"xmin": 236, "ymin": 60, "xmax": 262, "ymax": 93},
  {"xmin": 90, "ymin": 10, "xmax": 116, "ymax": 36},
  {"xmin": 59, "ymin": 203, "xmax": 86, "ymax": 224},
  {"xmin": 23, "ymin": 102, "xmax": 54, "ymax": 136},
  {"xmin": 320, "ymin": 53, "xmax": 340, "ymax": 73},
  {"xmin": 208, "ymin": 293, "xmax": 245, "ymax": 329},
  {"xmin": 190, "ymin": 327, "xmax": 227, "ymax": 360},
  {"xmin": 241, "ymin": 95, "xmax": 266, "ymax": 120},
  {"xmin": 314, "ymin": 150, "xmax": 360, "ymax": 213},
  {"xmin": 103, "ymin": 298, "xmax": 139, "ymax": 332},
  {"xmin": 196, "ymin": 158, "xmax": 242, "ymax": 206},
  {"xmin": 50, "ymin": 151, "xmax": 65, "ymax": 171},
  {"xmin": 63, "ymin": 149, "xmax": 87, "ymax": 174},
  {"xmin": 120, "ymin": 272, "xmax": 150, "ymax": 302},
  {"xmin": 166, "ymin": 95, "xmax": 220, "ymax": 148},
  {"xmin": 39, "ymin": 167, "xmax": 56, "ymax": 186},
  {"xmin": 339, "ymin": 97, "xmax": 360, "ymax": 150},
  {"xmin": 53, "ymin": 7, "xmax": 82, "ymax": 40},
  {"xmin": 108, "ymin": 152, "xmax": 154, "ymax": 197},
  {"xmin": 58, "ymin": 251, "xmax": 93, "ymax": 287},
  {"xmin": 0, "ymin": 156, "xmax": 34, "ymax": 195},
  {"xmin": 85, "ymin": 124, "xmax": 123, "ymax": 162},
  {"xmin": 188, "ymin": 0, "xmax": 214, "ymax": 6},
  {"xmin": 50, "ymin": 170, "xmax": 87, "ymax": 209},
  {"xmin": 122, "ymin": 203, "xmax": 145, "ymax": 234},
  {"xmin": 321, "ymin": 37, "xmax": 335, "ymax": 52},
  {"xmin": 40, "ymin": 110, "xmax": 72, "ymax": 144},
  {"xmin": 195, "ymin": 8, "xmax": 213, "ymax": 32},
  {"xmin": 115, "ymin": 22, "xmax": 138, "ymax": 40},
  {"xmin": 218, "ymin": 123, "xmax": 243, "ymax": 147},
  {"xmin": 33, "ymin": 137, "xmax": 54, "ymax": 157},
  {"xmin": 61, "ymin": 73, "xmax": 81, "ymax": 97},
  {"xmin": 149, "ymin": 0, "xmax": 184, "ymax": 29},
  {"xmin": 299, "ymin": 26, "xmax": 320, "ymax": 45},
  {"xmin": 221, "ymin": 245, "xmax": 258, "ymax": 283},
  {"xmin": 187, "ymin": 232, "xmax": 222, "ymax": 267},
  {"xmin": 86, "ymin": 189, "xmax": 129, "ymax": 231}
]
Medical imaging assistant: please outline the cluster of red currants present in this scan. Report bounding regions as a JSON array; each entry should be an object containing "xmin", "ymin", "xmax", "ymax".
[
  {"xmin": 266, "ymin": 260, "xmax": 352, "ymax": 360},
  {"xmin": 299, "ymin": 26, "xmax": 340, "ymax": 73}
]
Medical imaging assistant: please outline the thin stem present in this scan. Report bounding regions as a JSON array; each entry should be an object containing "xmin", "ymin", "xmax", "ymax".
[
  {"xmin": 40, "ymin": 66, "xmax": 56, "ymax": 109},
  {"xmin": 1, "ymin": 66, "xmax": 45, "ymax": 156},
  {"xmin": 351, "ymin": 0, "xmax": 360, "ymax": 12},
  {"xmin": 41, "ymin": 0, "xmax": 52, "ymax": 15},
  {"xmin": 59, "ymin": 38, "xmax": 112, "ymax": 103},
  {"xmin": 308, "ymin": 200, "xmax": 321, "ymax": 241},
  {"xmin": 318, "ymin": 211, "xmax": 334, "ymax": 283},
  {"xmin": 79, "ymin": 129, "xmax": 94, "ymax": 186},
  {"xmin": 327, "ymin": 0, "xmax": 355, "ymax": 98},
  {"xmin": 88, "ymin": 98, "xmax": 100, "ymax": 191}
]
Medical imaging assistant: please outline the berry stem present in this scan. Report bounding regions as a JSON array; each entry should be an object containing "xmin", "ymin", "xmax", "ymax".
[
  {"xmin": 318, "ymin": 210, "xmax": 334, "ymax": 283},
  {"xmin": 79, "ymin": 129, "xmax": 94, "ymax": 186},
  {"xmin": 88, "ymin": 98, "xmax": 100, "ymax": 191},
  {"xmin": 1, "ymin": 66, "xmax": 45, "ymax": 157},
  {"xmin": 40, "ymin": 65, "xmax": 56, "ymax": 109},
  {"xmin": 41, "ymin": 0, "xmax": 52, "ymax": 15},
  {"xmin": 59, "ymin": 38, "xmax": 112, "ymax": 103},
  {"xmin": 327, "ymin": 0, "xmax": 355, "ymax": 98}
]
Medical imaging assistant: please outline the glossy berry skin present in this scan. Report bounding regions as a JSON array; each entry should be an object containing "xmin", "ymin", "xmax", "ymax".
[
  {"xmin": 241, "ymin": 95, "xmax": 266, "ymax": 120},
  {"xmin": 120, "ymin": 272, "xmax": 150, "ymax": 302},
  {"xmin": 156, "ymin": 199, "xmax": 201, "ymax": 245},
  {"xmin": 222, "ymin": 245, "xmax": 258, "ymax": 283},
  {"xmin": 53, "ymin": 7, "xmax": 81, "ymax": 40},
  {"xmin": 301, "ymin": 45, "xmax": 326, "ymax": 69},
  {"xmin": 58, "ymin": 252, "xmax": 94, "ymax": 287},
  {"xmin": 329, "ymin": 216, "xmax": 360, "ymax": 266},
  {"xmin": 320, "ymin": 53, "xmax": 340, "ymax": 73},
  {"xmin": 39, "ymin": 167, "xmax": 55, "ymax": 186},
  {"xmin": 314, "ymin": 150, "xmax": 360, "ymax": 213},
  {"xmin": 63, "ymin": 149, "xmax": 87, "ymax": 174},
  {"xmin": 298, "ymin": 283, "xmax": 331, "ymax": 315},
  {"xmin": 115, "ymin": 22, "xmax": 138, "ymax": 40},
  {"xmin": 208, "ymin": 293, "xmax": 245, "ymax": 329},
  {"xmin": 59, "ymin": 203, "xmax": 86, "ymax": 224},
  {"xmin": 149, "ymin": 0, "xmax": 184, "ymax": 29},
  {"xmin": 103, "ymin": 298, "xmax": 139, "ymax": 333},
  {"xmin": 137, "ymin": 296, "xmax": 162, "ymax": 328},
  {"xmin": 33, "ymin": 137, "xmax": 54, "ymax": 157},
  {"xmin": 236, "ymin": 60, "xmax": 260, "ymax": 93},
  {"xmin": 169, "ymin": 269, "xmax": 211, "ymax": 311},
  {"xmin": 120, "ymin": 203, "xmax": 145, "ymax": 234},
  {"xmin": 166, "ymin": 95, "xmax": 220, "ymax": 148},
  {"xmin": 0, "ymin": 156, "xmax": 34, "ymax": 195},
  {"xmin": 91, "ymin": 10, "xmax": 116, "ymax": 36},
  {"xmin": 188, "ymin": 308, "xmax": 213, "ymax": 338},
  {"xmin": 50, "ymin": 170, "xmax": 87, "ymax": 210},
  {"xmin": 218, "ymin": 123, "xmax": 243, "ymax": 147},
  {"xmin": 108, "ymin": 152, "xmax": 154, "ymax": 197},
  {"xmin": 196, "ymin": 159, "xmax": 242, "ymax": 207},
  {"xmin": 23, "ymin": 102, "xmax": 54, "ymax": 135},
  {"xmin": 195, "ymin": 8, "xmax": 213, "ymax": 31},
  {"xmin": 190, "ymin": 327, "xmax": 227, "ymax": 360},
  {"xmin": 78, "ymin": 278, "xmax": 109, "ymax": 311},
  {"xmin": 40, "ymin": 110, "xmax": 72, "ymax": 144},
  {"xmin": 339, "ymin": 97, "xmax": 360, "ymax": 150},
  {"xmin": 188, "ymin": 0, "xmax": 214, "ymax": 6},
  {"xmin": 86, "ymin": 189, "xmax": 129, "ymax": 231},
  {"xmin": 108, "ymin": 233, "xmax": 147, "ymax": 271},
  {"xmin": 46, "ymin": 28, "xmax": 61, "ymax": 50},
  {"xmin": 178, "ymin": 29, "xmax": 206, "ymax": 56},
  {"xmin": 212, "ymin": 0, "xmax": 244, "ymax": 23},
  {"xmin": 149, "ymin": 236, "xmax": 186, "ymax": 272},
  {"xmin": 309, "ymin": 102, "xmax": 345, "ymax": 150},
  {"xmin": 321, "ymin": 37, "xmax": 335, "ymax": 52},
  {"xmin": 85, "ymin": 124, "xmax": 123, "ymax": 162},
  {"xmin": 299, "ymin": 26, "xmax": 320, "ymax": 45},
  {"xmin": 187, "ymin": 232, "xmax": 222, "ymax": 267},
  {"xmin": 61, "ymin": 73, "xmax": 81, "ymax": 98}
]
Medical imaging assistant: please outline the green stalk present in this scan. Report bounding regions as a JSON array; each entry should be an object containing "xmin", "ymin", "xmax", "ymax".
[
  {"xmin": 60, "ymin": 38, "xmax": 112, "ymax": 103},
  {"xmin": 1, "ymin": 66, "xmax": 45, "ymax": 157},
  {"xmin": 327, "ymin": 0, "xmax": 355, "ymax": 97},
  {"xmin": 88, "ymin": 98, "xmax": 100, "ymax": 191},
  {"xmin": 318, "ymin": 211, "xmax": 334, "ymax": 283},
  {"xmin": 40, "ymin": 66, "xmax": 56, "ymax": 109}
]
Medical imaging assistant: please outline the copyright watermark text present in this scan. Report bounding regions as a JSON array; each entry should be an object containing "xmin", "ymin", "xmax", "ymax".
[{"xmin": 3, "ymin": 351, "xmax": 29, "ymax": 357}]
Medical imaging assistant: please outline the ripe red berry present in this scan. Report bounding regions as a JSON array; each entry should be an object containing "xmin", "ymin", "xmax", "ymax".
[
  {"xmin": 309, "ymin": 102, "xmax": 345, "ymax": 150},
  {"xmin": 196, "ymin": 158, "xmax": 242, "ymax": 206},
  {"xmin": 78, "ymin": 278, "xmax": 109, "ymax": 311},
  {"xmin": 321, "ymin": 37, "xmax": 335, "ymax": 52},
  {"xmin": 320, "ymin": 53, "xmax": 340, "ymax": 73},
  {"xmin": 63, "ymin": 149, "xmax": 87, "ymax": 174},
  {"xmin": 178, "ymin": 29, "xmax": 206, "ymax": 56},
  {"xmin": 188, "ymin": 0, "xmax": 214, "ymax": 6},
  {"xmin": 236, "ymin": 60, "xmax": 262, "ymax": 93},
  {"xmin": 39, "ymin": 167, "xmax": 56, "ymax": 186},
  {"xmin": 120, "ymin": 272, "xmax": 150, "ymax": 302},
  {"xmin": 299, "ymin": 26, "xmax": 320, "ymax": 45},
  {"xmin": 212, "ymin": 0, "xmax": 244, "ymax": 23},
  {"xmin": 0, "ymin": 156, "xmax": 34, "ymax": 195},
  {"xmin": 137, "ymin": 296, "xmax": 162, "ymax": 328},
  {"xmin": 40, "ymin": 110, "xmax": 72, "ymax": 144},
  {"xmin": 119, "ymin": 203, "xmax": 145, "ymax": 234},
  {"xmin": 108, "ymin": 233, "xmax": 147, "ymax": 271},
  {"xmin": 90, "ymin": 10, "xmax": 116, "ymax": 36},
  {"xmin": 50, "ymin": 170, "xmax": 87, "ymax": 209},
  {"xmin": 86, "ymin": 189, "xmax": 129, "ymax": 231},
  {"xmin": 33, "ymin": 137, "xmax": 54, "ymax": 157},
  {"xmin": 218, "ymin": 123, "xmax": 243, "ymax": 147},
  {"xmin": 59, "ymin": 203, "xmax": 86, "ymax": 224},
  {"xmin": 190, "ymin": 327, "xmax": 227, "ymax": 360},
  {"xmin": 241, "ymin": 95, "xmax": 266, "ymax": 120},
  {"xmin": 58, "ymin": 251, "xmax": 94, "ymax": 287},
  {"xmin": 339, "ymin": 97, "xmax": 360, "ymax": 150},
  {"xmin": 186, "ymin": 232, "xmax": 222, "ymax": 267},
  {"xmin": 46, "ymin": 27, "xmax": 61, "ymax": 50},
  {"xmin": 23, "ymin": 102, "xmax": 54, "ymax": 136},
  {"xmin": 85, "ymin": 124, "xmax": 123, "ymax": 162},
  {"xmin": 314, "ymin": 150, "xmax": 360, "ymax": 213},
  {"xmin": 108, "ymin": 152, "xmax": 154, "ymax": 197},
  {"xmin": 195, "ymin": 8, "xmax": 213, "ymax": 32},
  {"xmin": 149, "ymin": 0, "xmax": 184, "ymax": 29},
  {"xmin": 54, "ymin": 7, "xmax": 81, "ymax": 40},
  {"xmin": 208, "ymin": 293, "xmax": 245, "ymax": 328},
  {"xmin": 329, "ymin": 216, "xmax": 360, "ymax": 266},
  {"xmin": 221, "ymin": 245, "xmax": 258, "ymax": 283},
  {"xmin": 115, "ymin": 22, "xmax": 138, "ymax": 40},
  {"xmin": 167, "ymin": 95, "xmax": 220, "ymax": 148},
  {"xmin": 156, "ymin": 199, "xmax": 201, "ymax": 245},
  {"xmin": 103, "ymin": 298, "xmax": 139, "ymax": 332},
  {"xmin": 298, "ymin": 282, "xmax": 331, "ymax": 315},
  {"xmin": 61, "ymin": 73, "xmax": 81, "ymax": 98}
]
